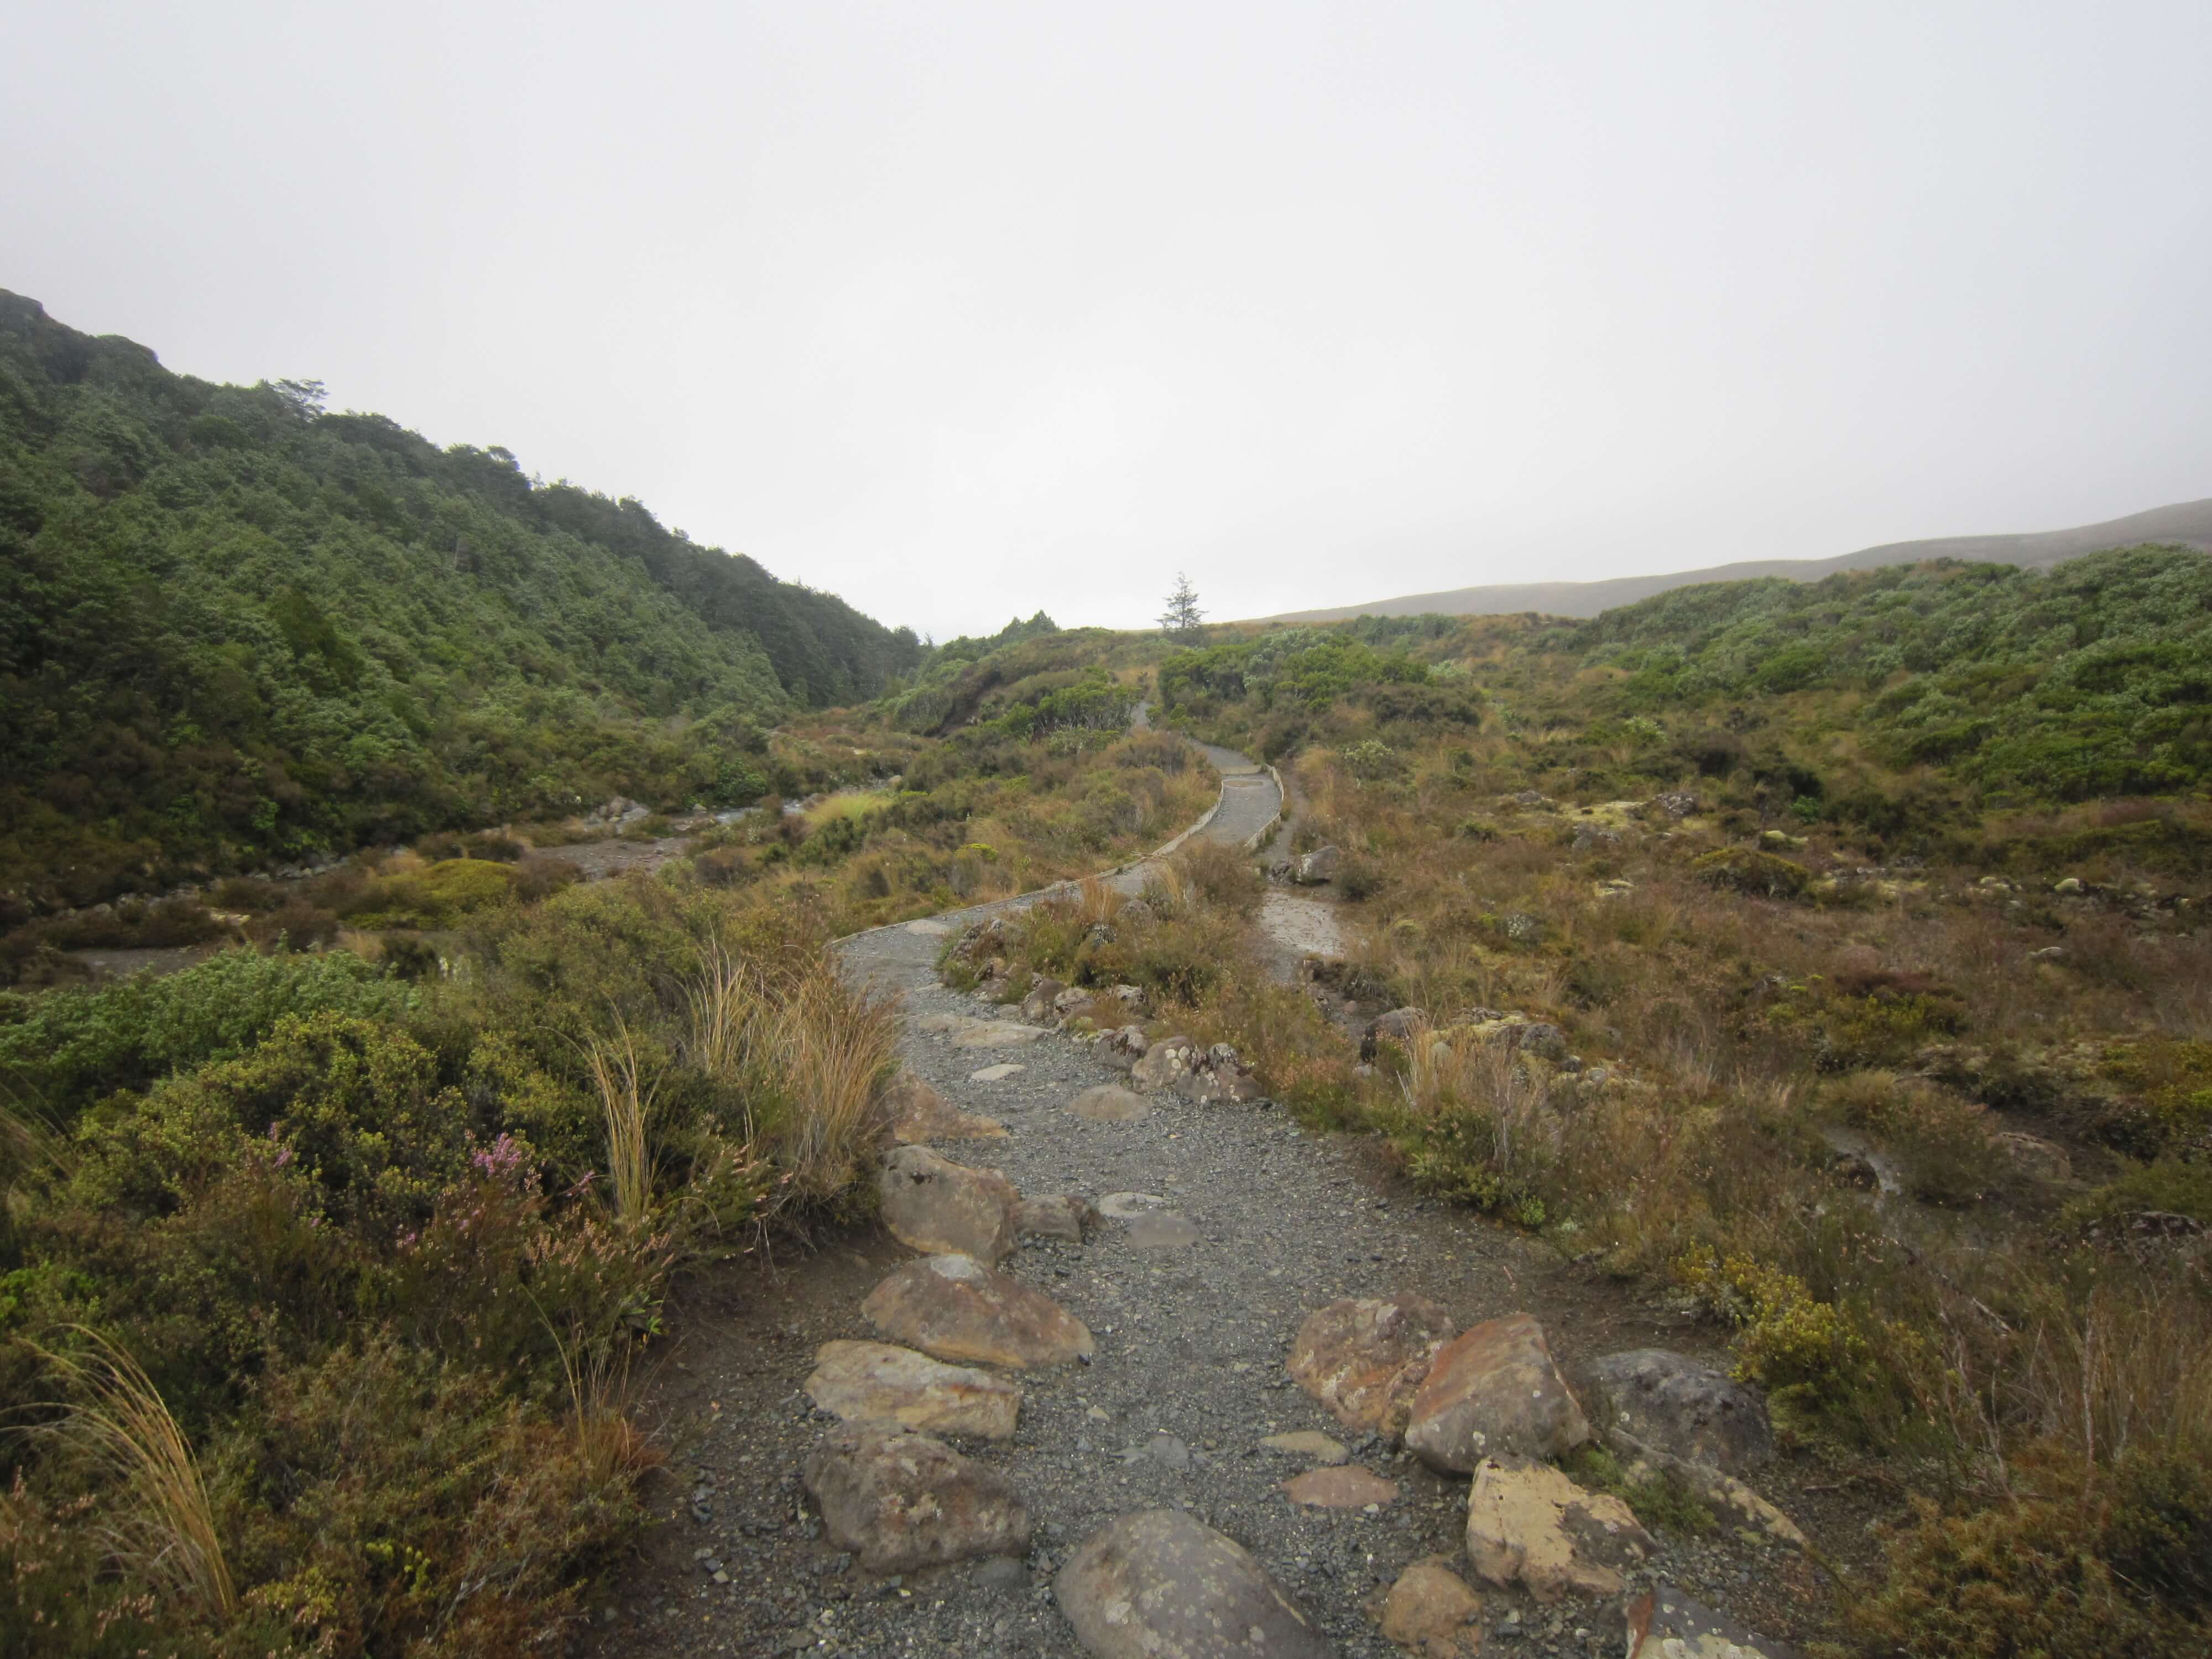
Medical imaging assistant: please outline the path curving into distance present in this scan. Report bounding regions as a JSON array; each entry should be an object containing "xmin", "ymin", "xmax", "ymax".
[{"xmin": 593, "ymin": 732, "xmax": 1815, "ymax": 1659}]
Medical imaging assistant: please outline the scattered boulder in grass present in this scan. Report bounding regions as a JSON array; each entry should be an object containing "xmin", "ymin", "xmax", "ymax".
[
  {"xmin": 1995, "ymin": 1130, "xmax": 2072, "ymax": 1182},
  {"xmin": 1376, "ymin": 1556, "xmax": 1484, "ymax": 1657},
  {"xmin": 1691, "ymin": 847, "xmax": 1811, "ymax": 900},
  {"xmin": 804, "ymin": 1340, "xmax": 1021, "ymax": 1439},
  {"xmin": 1404, "ymin": 1313, "xmax": 1590, "ymax": 1472},
  {"xmin": 1053, "ymin": 985, "xmax": 1100, "ymax": 1024},
  {"xmin": 877, "ymin": 1145, "xmax": 1019, "ymax": 1262},
  {"xmin": 1131, "ymin": 1035, "xmax": 1264, "ymax": 1101},
  {"xmin": 1575, "ymin": 1349, "xmax": 1773, "ymax": 1476},
  {"xmin": 1294, "ymin": 846, "xmax": 1342, "ymax": 885},
  {"xmin": 1363, "ymin": 1007, "xmax": 1426, "ymax": 1058},
  {"xmin": 1463, "ymin": 1454, "xmax": 1652, "ymax": 1603},
  {"xmin": 1288, "ymin": 1294, "xmax": 1458, "ymax": 1441},
  {"xmin": 1019, "ymin": 977, "xmax": 1068, "ymax": 1024},
  {"xmin": 1096, "ymin": 1025, "xmax": 1151, "ymax": 1072},
  {"xmin": 802, "ymin": 1423, "xmax": 1029, "ymax": 1573},
  {"xmin": 863, "ymin": 1254, "xmax": 1095, "ymax": 1368},
  {"xmin": 1055, "ymin": 1510, "xmax": 1331, "ymax": 1659}
]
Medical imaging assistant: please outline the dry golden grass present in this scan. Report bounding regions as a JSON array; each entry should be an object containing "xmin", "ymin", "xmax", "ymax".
[
  {"xmin": 27, "ymin": 1327, "xmax": 236, "ymax": 1624},
  {"xmin": 686, "ymin": 938, "xmax": 900, "ymax": 1207},
  {"xmin": 583, "ymin": 1021, "xmax": 658, "ymax": 1229}
]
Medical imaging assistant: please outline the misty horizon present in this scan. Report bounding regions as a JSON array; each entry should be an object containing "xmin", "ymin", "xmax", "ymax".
[{"xmin": 8, "ymin": 3, "xmax": 2210, "ymax": 640}]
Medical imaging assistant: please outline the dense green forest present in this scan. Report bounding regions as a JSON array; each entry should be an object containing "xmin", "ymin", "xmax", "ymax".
[{"xmin": 0, "ymin": 292, "xmax": 920, "ymax": 911}]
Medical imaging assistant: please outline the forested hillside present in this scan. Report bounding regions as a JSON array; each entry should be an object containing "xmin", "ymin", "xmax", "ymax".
[{"xmin": 0, "ymin": 292, "xmax": 920, "ymax": 909}]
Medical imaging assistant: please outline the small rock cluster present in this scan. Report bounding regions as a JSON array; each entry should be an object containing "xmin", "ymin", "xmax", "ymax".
[{"xmin": 1286, "ymin": 1296, "xmax": 1804, "ymax": 1652}]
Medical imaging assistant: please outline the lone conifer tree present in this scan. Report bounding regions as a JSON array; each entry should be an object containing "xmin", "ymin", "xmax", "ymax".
[{"xmin": 1159, "ymin": 572, "xmax": 1204, "ymax": 638}]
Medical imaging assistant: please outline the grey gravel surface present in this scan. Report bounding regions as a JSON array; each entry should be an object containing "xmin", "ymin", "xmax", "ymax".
[{"xmin": 587, "ymin": 742, "xmax": 1833, "ymax": 1659}]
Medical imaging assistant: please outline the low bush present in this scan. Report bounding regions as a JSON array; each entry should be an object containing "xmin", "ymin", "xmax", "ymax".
[{"xmin": 1690, "ymin": 847, "xmax": 1811, "ymax": 899}]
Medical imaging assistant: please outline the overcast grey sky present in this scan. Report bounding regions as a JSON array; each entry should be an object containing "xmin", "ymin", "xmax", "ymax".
[{"xmin": 7, "ymin": 3, "xmax": 2209, "ymax": 639}]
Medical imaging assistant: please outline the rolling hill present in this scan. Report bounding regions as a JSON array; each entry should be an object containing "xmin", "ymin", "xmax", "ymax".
[
  {"xmin": 0, "ymin": 291, "xmax": 921, "ymax": 906},
  {"xmin": 1261, "ymin": 498, "xmax": 2212, "ymax": 622}
]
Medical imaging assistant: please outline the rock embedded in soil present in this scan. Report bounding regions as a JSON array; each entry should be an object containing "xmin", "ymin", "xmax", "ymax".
[
  {"xmin": 885, "ymin": 1068, "xmax": 1007, "ymax": 1143},
  {"xmin": 1071, "ymin": 1084, "xmax": 1152, "ymax": 1122},
  {"xmin": 1015, "ymin": 1192, "xmax": 1098, "ymax": 1241},
  {"xmin": 1282, "ymin": 1464, "xmax": 1400, "ymax": 1508},
  {"xmin": 1053, "ymin": 1509, "xmax": 1332, "ymax": 1659},
  {"xmin": 1377, "ymin": 1556, "xmax": 1484, "ymax": 1657},
  {"xmin": 1404, "ymin": 1312, "xmax": 1590, "ymax": 1471},
  {"xmin": 1463, "ymin": 1454, "xmax": 1652, "ymax": 1603},
  {"xmin": 949, "ymin": 1019, "xmax": 1050, "ymax": 1049},
  {"xmin": 804, "ymin": 1339, "xmax": 1021, "ymax": 1439},
  {"xmin": 877, "ymin": 1145, "xmax": 1020, "ymax": 1262},
  {"xmin": 1124, "ymin": 1212, "xmax": 1201, "ymax": 1249},
  {"xmin": 1288, "ymin": 1293, "xmax": 1458, "ymax": 1441},
  {"xmin": 801, "ymin": 1423, "xmax": 1030, "ymax": 1573},
  {"xmin": 1131, "ymin": 1036, "xmax": 1202, "ymax": 1093},
  {"xmin": 1261, "ymin": 1430, "xmax": 1349, "ymax": 1465},
  {"xmin": 1577, "ymin": 1349, "xmax": 1773, "ymax": 1475},
  {"xmin": 969, "ymin": 1062, "xmax": 1025, "ymax": 1081},
  {"xmin": 1625, "ymin": 1584, "xmax": 1803, "ymax": 1658},
  {"xmin": 862, "ymin": 1253, "xmax": 1095, "ymax": 1368}
]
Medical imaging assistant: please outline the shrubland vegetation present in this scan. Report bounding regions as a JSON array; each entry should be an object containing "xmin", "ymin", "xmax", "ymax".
[
  {"xmin": 9, "ymin": 293, "xmax": 2209, "ymax": 1652},
  {"xmin": 0, "ymin": 291, "xmax": 921, "ymax": 914},
  {"xmin": 961, "ymin": 546, "xmax": 2212, "ymax": 1654}
]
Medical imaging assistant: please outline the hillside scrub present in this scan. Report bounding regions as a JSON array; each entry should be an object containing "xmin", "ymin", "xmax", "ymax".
[
  {"xmin": 0, "ymin": 291, "xmax": 921, "ymax": 913},
  {"xmin": 0, "ymin": 872, "xmax": 895, "ymax": 1657}
]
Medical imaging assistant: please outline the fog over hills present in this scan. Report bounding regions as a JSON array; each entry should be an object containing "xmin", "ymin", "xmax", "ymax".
[{"xmin": 1261, "ymin": 498, "xmax": 2212, "ymax": 622}]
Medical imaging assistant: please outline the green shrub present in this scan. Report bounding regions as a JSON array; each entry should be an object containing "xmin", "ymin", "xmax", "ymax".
[
  {"xmin": 1690, "ymin": 847, "xmax": 1811, "ymax": 899},
  {"xmin": 1860, "ymin": 1451, "xmax": 2212, "ymax": 1658}
]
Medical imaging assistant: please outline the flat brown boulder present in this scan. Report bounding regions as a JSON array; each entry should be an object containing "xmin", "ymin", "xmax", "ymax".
[
  {"xmin": 1287, "ymin": 1294, "xmax": 1458, "ymax": 1440},
  {"xmin": 1404, "ymin": 1312, "xmax": 1590, "ymax": 1472},
  {"xmin": 804, "ymin": 1339, "xmax": 1021, "ymax": 1439},
  {"xmin": 877, "ymin": 1144, "xmax": 1019, "ymax": 1262},
  {"xmin": 802, "ymin": 1423, "xmax": 1029, "ymax": 1573},
  {"xmin": 863, "ymin": 1253, "xmax": 1095, "ymax": 1368},
  {"xmin": 1055, "ymin": 1510, "xmax": 1331, "ymax": 1658},
  {"xmin": 885, "ymin": 1068, "xmax": 1008, "ymax": 1144},
  {"xmin": 1464, "ymin": 1454, "xmax": 1651, "ymax": 1603},
  {"xmin": 1378, "ymin": 1556, "xmax": 1483, "ymax": 1657},
  {"xmin": 1283, "ymin": 1465, "xmax": 1399, "ymax": 1509}
]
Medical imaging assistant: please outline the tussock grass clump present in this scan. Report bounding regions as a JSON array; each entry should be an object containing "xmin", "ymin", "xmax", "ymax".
[
  {"xmin": 685, "ymin": 937, "xmax": 899, "ymax": 1208},
  {"xmin": 22, "ymin": 1328, "xmax": 235, "ymax": 1623}
]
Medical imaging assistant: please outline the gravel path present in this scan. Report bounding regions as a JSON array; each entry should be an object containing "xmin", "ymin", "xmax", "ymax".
[{"xmin": 588, "ymin": 738, "xmax": 1837, "ymax": 1659}]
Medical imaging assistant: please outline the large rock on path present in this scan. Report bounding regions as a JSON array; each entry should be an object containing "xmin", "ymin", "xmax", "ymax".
[
  {"xmin": 802, "ymin": 1423, "xmax": 1029, "ymax": 1573},
  {"xmin": 804, "ymin": 1340, "xmax": 1021, "ymax": 1439},
  {"xmin": 877, "ymin": 1144, "xmax": 1019, "ymax": 1262},
  {"xmin": 1404, "ymin": 1312, "xmax": 1590, "ymax": 1471},
  {"xmin": 1464, "ymin": 1454, "xmax": 1651, "ymax": 1603},
  {"xmin": 1578, "ymin": 1348, "xmax": 1773, "ymax": 1475},
  {"xmin": 1288, "ymin": 1294, "xmax": 1457, "ymax": 1441},
  {"xmin": 1055, "ymin": 1510, "xmax": 1332, "ymax": 1658},
  {"xmin": 1378, "ymin": 1556, "xmax": 1484, "ymax": 1658},
  {"xmin": 863, "ymin": 1254, "xmax": 1095, "ymax": 1368}
]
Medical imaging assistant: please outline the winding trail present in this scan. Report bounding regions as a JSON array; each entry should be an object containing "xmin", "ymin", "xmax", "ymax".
[{"xmin": 590, "ymin": 735, "xmax": 1837, "ymax": 1659}]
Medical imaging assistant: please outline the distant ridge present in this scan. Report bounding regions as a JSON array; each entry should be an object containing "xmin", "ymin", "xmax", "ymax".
[{"xmin": 1259, "ymin": 498, "xmax": 2212, "ymax": 623}]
